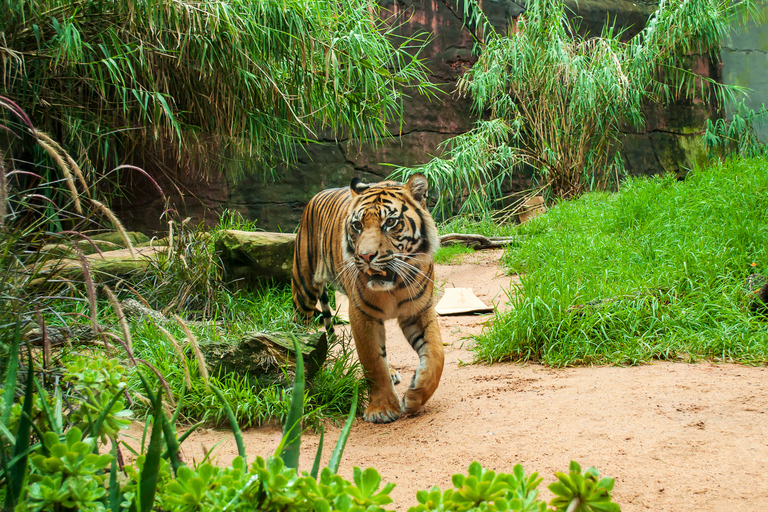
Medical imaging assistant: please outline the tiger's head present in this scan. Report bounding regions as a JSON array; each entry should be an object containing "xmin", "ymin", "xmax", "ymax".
[{"xmin": 343, "ymin": 173, "xmax": 438, "ymax": 291}]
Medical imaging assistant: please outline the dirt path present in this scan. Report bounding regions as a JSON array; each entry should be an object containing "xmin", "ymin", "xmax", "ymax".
[{"xmin": 126, "ymin": 250, "xmax": 768, "ymax": 511}]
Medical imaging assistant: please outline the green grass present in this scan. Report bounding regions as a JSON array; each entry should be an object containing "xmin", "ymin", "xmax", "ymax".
[
  {"xmin": 125, "ymin": 285, "xmax": 361, "ymax": 429},
  {"xmin": 434, "ymin": 215, "xmax": 520, "ymax": 263},
  {"xmin": 474, "ymin": 157, "xmax": 768, "ymax": 366},
  {"xmin": 434, "ymin": 244, "xmax": 476, "ymax": 264}
]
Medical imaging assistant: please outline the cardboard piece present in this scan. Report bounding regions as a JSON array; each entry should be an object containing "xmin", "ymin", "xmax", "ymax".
[
  {"xmin": 435, "ymin": 288, "xmax": 494, "ymax": 316},
  {"xmin": 518, "ymin": 195, "xmax": 546, "ymax": 223}
]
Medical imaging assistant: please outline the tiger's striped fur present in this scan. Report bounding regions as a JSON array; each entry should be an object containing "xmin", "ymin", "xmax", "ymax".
[{"xmin": 292, "ymin": 173, "xmax": 444, "ymax": 423}]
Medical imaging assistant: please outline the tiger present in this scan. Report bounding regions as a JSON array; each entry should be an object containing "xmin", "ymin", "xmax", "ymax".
[{"xmin": 292, "ymin": 173, "xmax": 444, "ymax": 423}]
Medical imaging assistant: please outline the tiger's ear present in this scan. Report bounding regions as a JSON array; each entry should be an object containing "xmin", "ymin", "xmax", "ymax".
[
  {"xmin": 350, "ymin": 177, "xmax": 369, "ymax": 196},
  {"xmin": 406, "ymin": 173, "xmax": 429, "ymax": 205}
]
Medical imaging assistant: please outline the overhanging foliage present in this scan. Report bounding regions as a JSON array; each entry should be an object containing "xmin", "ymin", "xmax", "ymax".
[
  {"xmin": 392, "ymin": 0, "xmax": 760, "ymax": 216},
  {"xmin": 1, "ymin": 0, "xmax": 436, "ymax": 179}
]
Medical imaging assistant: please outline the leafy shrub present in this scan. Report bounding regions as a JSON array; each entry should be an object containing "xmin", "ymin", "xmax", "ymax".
[
  {"xmin": 411, "ymin": 461, "xmax": 617, "ymax": 512},
  {"xmin": 26, "ymin": 427, "xmax": 114, "ymax": 512},
  {"xmin": 63, "ymin": 357, "xmax": 133, "ymax": 442}
]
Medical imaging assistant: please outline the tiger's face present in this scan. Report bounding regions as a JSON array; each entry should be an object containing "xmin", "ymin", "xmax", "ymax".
[{"xmin": 343, "ymin": 174, "xmax": 438, "ymax": 291}]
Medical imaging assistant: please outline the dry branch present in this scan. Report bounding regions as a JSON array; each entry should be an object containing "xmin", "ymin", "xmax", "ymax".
[{"xmin": 439, "ymin": 233, "xmax": 520, "ymax": 250}]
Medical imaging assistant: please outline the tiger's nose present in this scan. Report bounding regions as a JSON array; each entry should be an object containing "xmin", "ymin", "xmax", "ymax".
[{"xmin": 360, "ymin": 251, "xmax": 376, "ymax": 263}]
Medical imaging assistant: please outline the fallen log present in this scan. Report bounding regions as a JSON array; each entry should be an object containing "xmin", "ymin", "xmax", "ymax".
[
  {"xmin": 202, "ymin": 331, "xmax": 328, "ymax": 384},
  {"xmin": 438, "ymin": 233, "xmax": 521, "ymax": 250}
]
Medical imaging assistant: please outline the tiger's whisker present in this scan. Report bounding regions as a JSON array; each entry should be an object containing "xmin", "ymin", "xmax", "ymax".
[
  {"xmin": 391, "ymin": 256, "xmax": 434, "ymax": 283},
  {"xmin": 388, "ymin": 260, "xmax": 420, "ymax": 301}
]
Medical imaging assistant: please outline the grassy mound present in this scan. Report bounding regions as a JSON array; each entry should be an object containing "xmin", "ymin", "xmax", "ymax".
[{"xmin": 475, "ymin": 158, "xmax": 768, "ymax": 366}]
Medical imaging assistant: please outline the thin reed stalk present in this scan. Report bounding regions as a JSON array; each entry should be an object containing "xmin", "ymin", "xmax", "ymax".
[
  {"xmin": 174, "ymin": 314, "xmax": 209, "ymax": 385},
  {"xmin": 73, "ymin": 248, "xmax": 111, "ymax": 354},
  {"xmin": 35, "ymin": 132, "xmax": 83, "ymax": 214},
  {"xmin": 0, "ymin": 155, "xmax": 6, "ymax": 229},
  {"xmin": 157, "ymin": 325, "xmax": 193, "ymax": 390},
  {"xmin": 91, "ymin": 199, "xmax": 136, "ymax": 259},
  {"xmin": 103, "ymin": 285, "xmax": 133, "ymax": 353}
]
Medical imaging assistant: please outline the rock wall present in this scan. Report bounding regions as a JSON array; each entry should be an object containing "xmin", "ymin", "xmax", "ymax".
[
  {"xmin": 115, "ymin": 0, "xmax": 720, "ymax": 234},
  {"xmin": 720, "ymin": 2, "xmax": 768, "ymax": 141}
]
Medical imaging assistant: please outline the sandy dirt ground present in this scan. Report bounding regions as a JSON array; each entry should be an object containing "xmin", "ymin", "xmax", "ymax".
[{"xmin": 124, "ymin": 250, "xmax": 768, "ymax": 511}]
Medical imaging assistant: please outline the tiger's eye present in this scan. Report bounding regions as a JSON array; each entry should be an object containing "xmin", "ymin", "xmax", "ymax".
[
  {"xmin": 384, "ymin": 217, "xmax": 398, "ymax": 228},
  {"xmin": 351, "ymin": 220, "xmax": 363, "ymax": 231}
]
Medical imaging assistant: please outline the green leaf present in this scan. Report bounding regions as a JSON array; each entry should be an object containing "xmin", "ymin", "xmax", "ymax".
[
  {"xmin": 6, "ymin": 344, "xmax": 35, "ymax": 509},
  {"xmin": 136, "ymin": 388, "xmax": 165, "ymax": 512},
  {"xmin": 328, "ymin": 382, "xmax": 358, "ymax": 474},
  {"xmin": 91, "ymin": 387, "xmax": 129, "ymax": 447},
  {"xmin": 108, "ymin": 439, "xmax": 121, "ymax": 511},
  {"xmin": 357, "ymin": 467, "xmax": 382, "ymax": 499},
  {"xmin": 210, "ymin": 384, "xmax": 246, "ymax": 464},
  {"xmin": 310, "ymin": 426, "xmax": 324, "ymax": 480},
  {"xmin": 597, "ymin": 477, "xmax": 615, "ymax": 492},
  {"xmin": 1, "ymin": 322, "xmax": 21, "ymax": 426},
  {"xmin": 548, "ymin": 482, "xmax": 574, "ymax": 499},
  {"xmin": 0, "ymin": 421, "xmax": 15, "ymax": 445},
  {"xmin": 278, "ymin": 334, "xmax": 305, "ymax": 470}
]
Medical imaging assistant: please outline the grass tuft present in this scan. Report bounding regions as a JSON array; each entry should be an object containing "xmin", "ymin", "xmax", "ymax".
[{"xmin": 434, "ymin": 244, "xmax": 476, "ymax": 265}]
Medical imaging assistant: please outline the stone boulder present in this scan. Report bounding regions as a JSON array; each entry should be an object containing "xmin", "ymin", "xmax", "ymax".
[{"xmin": 214, "ymin": 230, "xmax": 296, "ymax": 286}]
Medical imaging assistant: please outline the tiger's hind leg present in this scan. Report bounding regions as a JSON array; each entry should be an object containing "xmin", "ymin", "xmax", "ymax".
[
  {"xmin": 292, "ymin": 278, "xmax": 337, "ymax": 336},
  {"xmin": 318, "ymin": 286, "xmax": 335, "ymax": 336},
  {"xmin": 291, "ymin": 248, "xmax": 334, "ymax": 334},
  {"xmin": 291, "ymin": 263, "xmax": 320, "ymax": 325},
  {"xmin": 398, "ymin": 309, "xmax": 444, "ymax": 416}
]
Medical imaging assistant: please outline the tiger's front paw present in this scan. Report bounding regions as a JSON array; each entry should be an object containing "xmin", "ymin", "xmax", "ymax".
[{"xmin": 363, "ymin": 403, "xmax": 401, "ymax": 423}]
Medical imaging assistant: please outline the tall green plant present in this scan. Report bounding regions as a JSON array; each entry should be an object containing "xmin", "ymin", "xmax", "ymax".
[
  {"xmin": 392, "ymin": 0, "xmax": 759, "ymax": 214},
  {"xmin": 702, "ymin": 101, "xmax": 768, "ymax": 159},
  {"xmin": 1, "ymin": 0, "xmax": 436, "ymax": 181}
]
